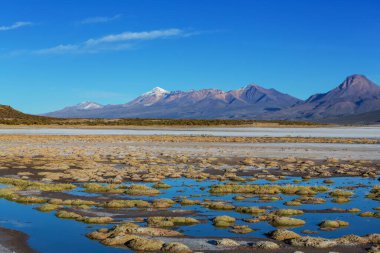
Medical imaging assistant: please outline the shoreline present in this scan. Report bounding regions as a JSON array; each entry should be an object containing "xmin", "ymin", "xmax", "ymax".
[
  {"xmin": 0, "ymin": 127, "xmax": 379, "ymax": 139},
  {"xmin": 0, "ymin": 124, "xmax": 339, "ymax": 130}
]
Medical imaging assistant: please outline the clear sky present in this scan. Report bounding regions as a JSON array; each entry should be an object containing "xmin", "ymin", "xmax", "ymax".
[{"xmin": 1, "ymin": 0, "xmax": 379, "ymax": 114}]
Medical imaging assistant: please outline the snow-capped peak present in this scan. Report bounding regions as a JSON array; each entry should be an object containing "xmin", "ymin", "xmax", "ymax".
[
  {"xmin": 142, "ymin": 87, "xmax": 169, "ymax": 96},
  {"xmin": 77, "ymin": 101, "xmax": 103, "ymax": 110}
]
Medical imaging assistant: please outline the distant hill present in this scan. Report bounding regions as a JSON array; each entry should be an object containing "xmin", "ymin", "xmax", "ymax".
[
  {"xmin": 0, "ymin": 104, "xmax": 318, "ymax": 126},
  {"xmin": 45, "ymin": 84, "xmax": 302, "ymax": 119},
  {"xmin": 42, "ymin": 74, "xmax": 380, "ymax": 124},
  {"xmin": 42, "ymin": 102, "xmax": 105, "ymax": 118},
  {"xmin": 0, "ymin": 105, "xmax": 38, "ymax": 119}
]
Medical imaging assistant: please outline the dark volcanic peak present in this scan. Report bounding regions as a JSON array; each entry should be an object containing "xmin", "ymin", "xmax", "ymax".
[
  {"xmin": 338, "ymin": 74, "xmax": 376, "ymax": 90},
  {"xmin": 306, "ymin": 74, "xmax": 380, "ymax": 103},
  {"xmin": 276, "ymin": 74, "xmax": 380, "ymax": 121},
  {"xmin": 334, "ymin": 74, "xmax": 380, "ymax": 97}
]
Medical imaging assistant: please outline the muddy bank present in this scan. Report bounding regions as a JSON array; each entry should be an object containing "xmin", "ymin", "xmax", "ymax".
[{"xmin": 0, "ymin": 227, "xmax": 37, "ymax": 253}]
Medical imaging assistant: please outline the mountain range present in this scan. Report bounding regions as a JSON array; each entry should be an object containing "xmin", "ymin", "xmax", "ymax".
[{"xmin": 44, "ymin": 74, "xmax": 380, "ymax": 123}]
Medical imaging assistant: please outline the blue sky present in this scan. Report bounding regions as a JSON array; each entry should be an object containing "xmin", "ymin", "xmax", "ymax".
[{"xmin": 1, "ymin": 0, "xmax": 379, "ymax": 114}]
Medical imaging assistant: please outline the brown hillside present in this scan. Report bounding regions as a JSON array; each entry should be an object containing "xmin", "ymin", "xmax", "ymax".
[
  {"xmin": 0, "ymin": 105, "xmax": 52, "ymax": 124},
  {"xmin": 0, "ymin": 105, "xmax": 30, "ymax": 118}
]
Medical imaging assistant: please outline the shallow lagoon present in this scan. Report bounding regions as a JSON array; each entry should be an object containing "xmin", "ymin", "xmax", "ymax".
[
  {"xmin": 123, "ymin": 177, "xmax": 380, "ymax": 238},
  {"xmin": 0, "ymin": 199, "xmax": 131, "ymax": 253},
  {"xmin": 1, "ymin": 176, "xmax": 378, "ymax": 253}
]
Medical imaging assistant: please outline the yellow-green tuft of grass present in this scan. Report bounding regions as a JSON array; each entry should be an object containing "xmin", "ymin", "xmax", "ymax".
[
  {"xmin": 332, "ymin": 197, "xmax": 351, "ymax": 203},
  {"xmin": 152, "ymin": 182, "xmax": 171, "ymax": 189},
  {"xmin": 180, "ymin": 199, "xmax": 200, "ymax": 206},
  {"xmin": 147, "ymin": 216, "xmax": 199, "ymax": 227},
  {"xmin": 82, "ymin": 216, "xmax": 113, "ymax": 224},
  {"xmin": 229, "ymin": 225, "xmax": 253, "ymax": 234},
  {"xmin": 284, "ymin": 201, "xmax": 302, "ymax": 206},
  {"xmin": 270, "ymin": 216, "xmax": 305, "ymax": 227},
  {"xmin": 210, "ymin": 183, "xmax": 280, "ymax": 194},
  {"xmin": 294, "ymin": 196, "xmax": 326, "ymax": 205},
  {"xmin": 235, "ymin": 206, "xmax": 266, "ymax": 215},
  {"xmin": 36, "ymin": 203, "xmax": 60, "ymax": 212},
  {"xmin": 204, "ymin": 201, "xmax": 235, "ymax": 210},
  {"xmin": 48, "ymin": 198, "xmax": 63, "ymax": 205},
  {"xmin": 233, "ymin": 196, "xmax": 246, "ymax": 201},
  {"xmin": 152, "ymin": 198, "xmax": 176, "ymax": 208},
  {"xmin": 359, "ymin": 212, "xmax": 374, "ymax": 217},
  {"xmin": 0, "ymin": 188, "xmax": 18, "ymax": 200},
  {"xmin": 319, "ymin": 220, "xmax": 349, "ymax": 230},
  {"xmin": 209, "ymin": 183, "xmax": 328, "ymax": 195},
  {"xmin": 161, "ymin": 242, "xmax": 192, "ymax": 253},
  {"xmin": 271, "ymin": 209, "xmax": 304, "ymax": 217},
  {"xmin": 62, "ymin": 199, "xmax": 97, "ymax": 206},
  {"xmin": 102, "ymin": 199, "xmax": 151, "ymax": 208},
  {"xmin": 15, "ymin": 195, "xmax": 46, "ymax": 204},
  {"xmin": 0, "ymin": 177, "xmax": 75, "ymax": 192},
  {"xmin": 125, "ymin": 185, "xmax": 160, "ymax": 196},
  {"xmin": 77, "ymin": 204, "xmax": 91, "ymax": 209},
  {"xmin": 126, "ymin": 237, "xmax": 164, "ymax": 252},
  {"xmin": 259, "ymin": 195, "xmax": 282, "ymax": 201},
  {"xmin": 367, "ymin": 186, "xmax": 380, "ymax": 200},
  {"xmin": 56, "ymin": 210, "xmax": 83, "ymax": 220},
  {"xmin": 213, "ymin": 215, "xmax": 236, "ymax": 227},
  {"xmin": 329, "ymin": 190, "xmax": 353, "ymax": 198},
  {"xmin": 83, "ymin": 183, "xmax": 124, "ymax": 193}
]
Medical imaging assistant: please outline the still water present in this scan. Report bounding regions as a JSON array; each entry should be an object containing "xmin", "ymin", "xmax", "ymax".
[{"xmin": 0, "ymin": 176, "xmax": 379, "ymax": 253}]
